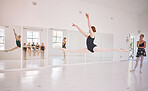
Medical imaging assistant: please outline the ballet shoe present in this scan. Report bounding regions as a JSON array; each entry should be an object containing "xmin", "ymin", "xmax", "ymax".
[
  {"xmin": 140, "ymin": 71, "xmax": 143, "ymax": 74},
  {"xmin": 130, "ymin": 70, "xmax": 135, "ymax": 72}
]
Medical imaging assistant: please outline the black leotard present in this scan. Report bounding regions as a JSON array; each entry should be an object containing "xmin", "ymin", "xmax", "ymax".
[
  {"xmin": 62, "ymin": 42, "xmax": 66, "ymax": 49},
  {"xmin": 16, "ymin": 40, "xmax": 21, "ymax": 47},
  {"xmin": 23, "ymin": 47, "xmax": 27, "ymax": 51},
  {"xmin": 41, "ymin": 46, "xmax": 45, "ymax": 51},
  {"xmin": 36, "ymin": 45, "xmax": 40, "ymax": 49},
  {"xmin": 32, "ymin": 44, "xmax": 35, "ymax": 50},
  {"xmin": 139, "ymin": 42, "xmax": 145, "ymax": 47},
  {"xmin": 27, "ymin": 45, "xmax": 31, "ymax": 49},
  {"xmin": 86, "ymin": 35, "xmax": 97, "ymax": 53}
]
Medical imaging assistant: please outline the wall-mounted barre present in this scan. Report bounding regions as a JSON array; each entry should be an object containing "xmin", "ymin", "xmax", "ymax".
[
  {"xmin": 0, "ymin": 25, "xmax": 9, "ymax": 28},
  {"xmin": 49, "ymin": 28, "xmax": 74, "ymax": 31},
  {"xmin": 23, "ymin": 27, "xmax": 43, "ymax": 31}
]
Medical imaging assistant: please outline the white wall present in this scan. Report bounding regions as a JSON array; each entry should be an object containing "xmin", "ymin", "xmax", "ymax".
[
  {"xmin": 0, "ymin": 0, "xmax": 140, "ymax": 61},
  {"xmin": 139, "ymin": 10, "xmax": 148, "ymax": 60}
]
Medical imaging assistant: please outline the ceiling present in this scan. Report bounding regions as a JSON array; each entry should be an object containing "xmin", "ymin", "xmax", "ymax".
[{"xmin": 81, "ymin": 0, "xmax": 148, "ymax": 15}]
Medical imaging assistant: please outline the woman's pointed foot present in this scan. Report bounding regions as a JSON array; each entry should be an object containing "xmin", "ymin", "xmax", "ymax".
[
  {"xmin": 130, "ymin": 70, "xmax": 135, "ymax": 72},
  {"xmin": 3, "ymin": 50, "xmax": 8, "ymax": 52},
  {"xmin": 120, "ymin": 48, "xmax": 128, "ymax": 52},
  {"xmin": 140, "ymin": 71, "xmax": 143, "ymax": 74}
]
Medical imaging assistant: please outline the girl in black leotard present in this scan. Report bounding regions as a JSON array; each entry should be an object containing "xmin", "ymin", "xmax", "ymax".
[
  {"xmin": 23, "ymin": 43, "xmax": 27, "ymax": 60},
  {"xmin": 62, "ymin": 37, "xmax": 66, "ymax": 49},
  {"xmin": 60, "ymin": 13, "xmax": 128, "ymax": 53},
  {"xmin": 27, "ymin": 42, "xmax": 31, "ymax": 57},
  {"xmin": 36, "ymin": 42, "xmax": 40, "ymax": 56},
  {"xmin": 40, "ymin": 43, "xmax": 45, "ymax": 59},
  {"xmin": 31, "ymin": 42, "xmax": 35, "ymax": 50},
  {"xmin": 130, "ymin": 34, "xmax": 146, "ymax": 74},
  {"xmin": 31, "ymin": 42, "xmax": 36, "ymax": 56},
  {"xmin": 62, "ymin": 37, "xmax": 66, "ymax": 59},
  {"xmin": 4, "ymin": 29, "xmax": 21, "ymax": 52}
]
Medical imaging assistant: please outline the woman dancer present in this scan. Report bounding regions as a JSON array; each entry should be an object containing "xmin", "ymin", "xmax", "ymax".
[
  {"xmin": 40, "ymin": 43, "xmax": 45, "ymax": 59},
  {"xmin": 62, "ymin": 37, "xmax": 66, "ymax": 59},
  {"xmin": 27, "ymin": 42, "xmax": 31, "ymax": 57},
  {"xmin": 23, "ymin": 43, "xmax": 27, "ymax": 60},
  {"xmin": 60, "ymin": 13, "xmax": 127, "ymax": 53},
  {"xmin": 4, "ymin": 29, "xmax": 21, "ymax": 52},
  {"xmin": 36, "ymin": 42, "xmax": 40, "ymax": 56},
  {"xmin": 31, "ymin": 42, "xmax": 36, "ymax": 56},
  {"xmin": 130, "ymin": 34, "xmax": 146, "ymax": 74}
]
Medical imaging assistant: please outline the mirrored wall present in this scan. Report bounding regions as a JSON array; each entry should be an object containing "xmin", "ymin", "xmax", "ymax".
[
  {"xmin": 22, "ymin": 26, "xmax": 48, "ymax": 69},
  {"xmin": 0, "ymin": 25, "xmax": 21, "ymax": 70},
  {"xmin": 48, "ymin": 29, "xmax": 69, "ymax": 65},
  {"xmin": 67, "ymin": 30, "xmax": 86, "ymax": 64},
  {"xmin": 0, "ymin": 25, "xmax": 114, "ymax": 71}
]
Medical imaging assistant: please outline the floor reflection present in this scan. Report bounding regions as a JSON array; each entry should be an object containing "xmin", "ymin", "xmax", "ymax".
[
  {"xmin": 0, "ymin": 61, "xmax": 148, "ymax": 91},
  {"xmin": 0, "ymin": 60, "xmax": 21, "ymax": 70},
  {"xmin": 23, "ymin": 59, "xmax": 45, "ymax": 68},
  {"xmin": 21, "ymin": 70, "xmax": 40, "ymax": 86},
  {"xmin": 0, "ymin": 55, "xmax": 113, "ymax": 70},
  {"xmin": 48, "ymin": 55, "xmax": 86, "ymax": 65},
  {"xmin": 48, "ymin": 55, "xmax": 113, "ymax": 65}
]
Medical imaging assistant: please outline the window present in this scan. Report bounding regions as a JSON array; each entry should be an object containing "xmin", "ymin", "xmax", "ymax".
[
  {"xmin": 0, "ymin": 28, "xmax": 5, "ymax": 50},
  {"xmin": 53, "ymin": 31, "xmax": 63, "ymax": 48},
  {"xmin": 27, "ymin": 31, "xmax": 40, "ymax": 44}
]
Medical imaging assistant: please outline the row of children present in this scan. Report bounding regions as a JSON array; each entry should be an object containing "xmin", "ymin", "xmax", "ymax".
[{"xmin": 23, "ymin": 42, "xmax": 46, "ymax": 60}]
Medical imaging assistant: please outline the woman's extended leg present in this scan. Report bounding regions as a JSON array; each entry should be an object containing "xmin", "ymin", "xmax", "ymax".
[
  {"xmin": 41, "ymin": 50, "xmax": 44, "ymax": 59},
  {"xmin": 60, "ymin": 48, "xmax": 90, "ymax": 53},
  {"xmin": 23, "ymin": 51, "xmax": 27, "ymax": 60},
  {"xmin": 37, "ymin": 49, "xmax": 40, "ymax": 56},
  {"xmin": 93, "ymin": 47, "xmax": 128, "ymax": 52},
  {"xmin": 28, "ymin": 49, "xmax": 31, "ymax": 57},
  {"xmin": 33, "ymin": 50, "xmax": 36, "ymax": 56},
  {"xmin": 130, "ymin": 57, "xmax": 140, "ymax": 72},
  {"xmin": 140, "ymin": 56, "xmax": 144, "ymax": 74},
  {"xmin": 3, "ymin": 46, "xmax": 19, "ymax": 52}
]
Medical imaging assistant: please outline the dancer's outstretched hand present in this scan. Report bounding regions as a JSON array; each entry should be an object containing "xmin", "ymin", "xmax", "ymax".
[
  {"xmin": 86, "ymin": 13, "xmax": 89, "ymax": 19},
  {"xmin": 13, "ymin": 29, "xmax": 17, "ymax": 36},
  {"xmin": 72, "ymin": 23, "xmax": 77, "ymax": 27}
]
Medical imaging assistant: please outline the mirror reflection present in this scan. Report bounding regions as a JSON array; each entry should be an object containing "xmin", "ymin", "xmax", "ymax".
[
  {"xmin": 22, "ymin": 27, "xmax": 47, "ymax": 68},
  {"xmin": 48, "ymin": 29, "xmax": 68, "ymax": 65},
  {"xmin": 0, "ymin": 25, "xmax": 21, "ymax": 70},
  {"xmin": 0, "ymin": 25, "xmax": 114, "ymax": 71}
]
